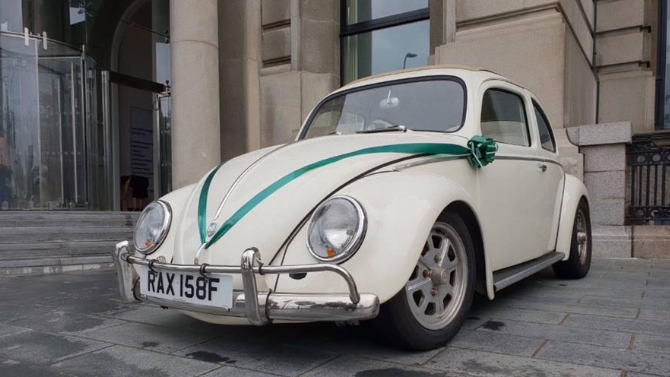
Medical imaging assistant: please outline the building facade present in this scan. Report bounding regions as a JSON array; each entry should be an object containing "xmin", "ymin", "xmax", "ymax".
[{"xmin": 0, "ymin": 0, "xmax": 668, "ymax": 259}]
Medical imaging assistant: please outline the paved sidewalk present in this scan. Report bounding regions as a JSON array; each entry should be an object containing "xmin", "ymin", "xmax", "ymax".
[{"xmin": 0, "ymin": 258, "xmax": 669, "ymax": 377}]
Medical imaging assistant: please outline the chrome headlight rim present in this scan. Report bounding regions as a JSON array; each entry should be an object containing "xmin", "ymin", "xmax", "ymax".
[
  {"xmin": 306, "ymin": 195, "xmax": 367, "ymax": 264},
  {"xmin": 134, "ymin": 200, "xmax": 172, "ymax": 255}
]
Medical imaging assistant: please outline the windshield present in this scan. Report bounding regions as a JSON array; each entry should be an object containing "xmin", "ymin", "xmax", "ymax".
[{"xmin": 300, "ymin": 78, "xmax": 466, "ymax": 139}]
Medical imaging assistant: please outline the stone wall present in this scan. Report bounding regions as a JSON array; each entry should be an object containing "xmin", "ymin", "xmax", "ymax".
[
  {"xmin": 258, "ymin": 0, "xmax": 339, "ymax": 148},
  {"xmin": 595, "ymin": 0, "xmax": 656, "ymax": 134},
  {"xmin": 568, "ymin": 121, "xmax": 633, "ymax": 258}
]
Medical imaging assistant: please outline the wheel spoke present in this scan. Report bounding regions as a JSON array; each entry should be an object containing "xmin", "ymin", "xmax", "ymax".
[{"xmin": 406, "ymin": 278, "xmax": 431, "ymax": 294}]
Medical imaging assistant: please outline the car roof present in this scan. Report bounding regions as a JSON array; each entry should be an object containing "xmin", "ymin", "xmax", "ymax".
[{"xmin": 337, "ymin": 65, "xmax": 521, "ymax": 94}]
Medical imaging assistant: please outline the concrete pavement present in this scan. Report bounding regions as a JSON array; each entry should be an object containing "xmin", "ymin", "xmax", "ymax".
[{"xmin": 0, "ymin": 258, "xmax": 669, "ymax": 376}]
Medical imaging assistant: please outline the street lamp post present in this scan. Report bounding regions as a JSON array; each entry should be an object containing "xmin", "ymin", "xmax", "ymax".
[{"xmin": 403, "ymin": 52, "xmax": 418, "ymax": 69}]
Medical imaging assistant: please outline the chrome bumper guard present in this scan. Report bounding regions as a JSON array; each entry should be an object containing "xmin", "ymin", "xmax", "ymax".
[{"xmin": 111, "ymin": 241, "xmax": 380, "ymax": 325}]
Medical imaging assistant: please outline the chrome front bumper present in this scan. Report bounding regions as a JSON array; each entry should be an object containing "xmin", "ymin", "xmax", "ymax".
[{"xmin": 111, "ymin": 241, "xmax": 380, "ymax": 325}]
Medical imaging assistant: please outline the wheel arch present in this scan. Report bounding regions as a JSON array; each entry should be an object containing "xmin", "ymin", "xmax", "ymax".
[
  {"xmin": 556, "ymin": 174, "xmax": 590, "ymax": 259},
  {"xmin": 441, "ymin": 201, "xmax": 489, "ymax": 298}
]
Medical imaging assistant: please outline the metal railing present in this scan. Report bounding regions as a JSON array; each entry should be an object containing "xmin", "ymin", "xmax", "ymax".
[{"xmin": 628, "ymin": 132, "xmax": 670, "ymax": 224}]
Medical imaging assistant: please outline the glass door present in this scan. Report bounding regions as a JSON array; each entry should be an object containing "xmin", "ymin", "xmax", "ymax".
[{"xmin": 0, "ymin": 32, "xmax": 99, "ymax": 210}]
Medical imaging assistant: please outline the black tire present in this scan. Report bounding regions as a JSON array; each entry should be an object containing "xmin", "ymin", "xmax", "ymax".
[
  {"xmin": 552, "ymin": 198, "xmax": 592, "ymax": 279},
  {"xmin": 372, "ymin": 211, "xmax": 476, "ymax": 350}
]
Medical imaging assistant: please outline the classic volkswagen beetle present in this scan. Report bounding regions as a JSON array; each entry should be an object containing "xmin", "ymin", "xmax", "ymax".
[{"xmin": 111, "ymin": 66, "xmax": 591, "ymax": 350}]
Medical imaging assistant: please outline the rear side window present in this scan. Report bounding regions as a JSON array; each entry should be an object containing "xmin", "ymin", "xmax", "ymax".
[
  {"xmin": 533, "ymin": 101, "xmax": 556, "ymax": 153},
  {"xmin": 480, "ymin": 89, "xmax": 530, "ymax": 147}
]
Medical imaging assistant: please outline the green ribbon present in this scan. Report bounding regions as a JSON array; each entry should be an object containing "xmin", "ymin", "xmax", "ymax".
[
  {"xmin": 467, "ymin": 135, "xmax": 498, "ymax": 168},
  {"xmin": 198, "ymin": 139, "xmax": 497, "ymax": 249}
]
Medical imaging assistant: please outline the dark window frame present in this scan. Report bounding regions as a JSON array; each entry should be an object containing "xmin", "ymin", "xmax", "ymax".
[
  {"xmin": 532, "ymin": 100, "xmax": 557, "ymax": 153},
  {"xmin": 656, "ymin": 0, "xmax": 668, "ymax": 130},
  {"xmin": 299, "ymin": 75, "xmax": 467, "ymax": 140},
  {"xmin": 480, "ymin": 88, "xmax": 532, "ymax": 148},
  {"xmin": 339, "ymin": 0, "xmax": 430, "ymax": 85}
]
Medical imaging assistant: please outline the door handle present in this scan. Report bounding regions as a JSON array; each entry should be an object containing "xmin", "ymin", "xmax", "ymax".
[{"xmin": 538, "ymin": 163, "xmax": 548, "ymax": 172}]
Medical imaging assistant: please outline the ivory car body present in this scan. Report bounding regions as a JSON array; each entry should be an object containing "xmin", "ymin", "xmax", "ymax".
[{"xmin": 111, "ymin": 66, "xmax": 592, "ymax": 350}]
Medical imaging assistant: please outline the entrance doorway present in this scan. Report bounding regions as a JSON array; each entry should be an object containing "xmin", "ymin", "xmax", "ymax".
[{"xmin": 105, "ymin": 71, "xmax": 171, "ymax": 211}]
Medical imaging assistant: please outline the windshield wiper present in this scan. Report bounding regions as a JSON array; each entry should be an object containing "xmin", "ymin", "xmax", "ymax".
[{"xmin": 356, "ymin": 125, "xmax": 408, "ymax": 134}]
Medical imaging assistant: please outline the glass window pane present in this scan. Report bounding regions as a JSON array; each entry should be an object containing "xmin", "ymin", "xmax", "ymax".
[
  {"xmin": 343, "ymin": 20, "xmax": 429, "ymax": 83},
  {"xmin": 533, "ymin": 103, "xmax": 556, "ymax": 152},
  {"xmin": 481, "ymin": 89, "xmax": 530, "ymax": 147},
  {"xmin": 664, "ymin": 7, "xmax": 670, "ymax": 129},
  {"xmin": 346, "ymin": 0, "xmax": 428, "ymax": 24},
  {"xmin": 303, "ymin": 79, "xmax": 465, "ymax": 138}
]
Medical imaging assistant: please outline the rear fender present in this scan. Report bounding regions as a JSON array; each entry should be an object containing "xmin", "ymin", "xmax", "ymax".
[{"xmin": 555, "ymin": 174, "xmax": 589, "ymax": 259}]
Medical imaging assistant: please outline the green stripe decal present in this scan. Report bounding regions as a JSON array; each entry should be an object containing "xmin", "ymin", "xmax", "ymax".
[
  {"xmin": 198, "ymin": 164, "xmax": 223, "ymax": 243},
  {"xmin": 198, "ymin": 139, "xmax": 497, "ymax": 249}
]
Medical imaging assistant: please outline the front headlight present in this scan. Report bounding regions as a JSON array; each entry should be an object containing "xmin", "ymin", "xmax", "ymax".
[
  {"xmin": 307, "ymin": 195, "xmax": 366, "ymax": 263},
  {"xmin": 134, "ymin": 201, "xmax": 172, "ymax": 255}
]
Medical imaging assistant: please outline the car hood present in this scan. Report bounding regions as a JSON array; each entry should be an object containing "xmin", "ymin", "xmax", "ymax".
[{"xmin": 172, "ymin": 132, "xmax": 470, "ymax": 266}]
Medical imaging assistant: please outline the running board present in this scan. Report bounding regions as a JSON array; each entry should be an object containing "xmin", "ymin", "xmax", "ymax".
[{"xmin": 493, "ymin": 251, "xmax": 565, "ymax": 292}]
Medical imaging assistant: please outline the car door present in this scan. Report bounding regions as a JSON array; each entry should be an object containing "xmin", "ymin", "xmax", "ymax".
[
  {"xmin": 529, "ymin": 97, "xmax": 564, "ymax": 253},
  {"xmin": 477, "ymin": 81, "xmax": 548, "ymax": 271}
]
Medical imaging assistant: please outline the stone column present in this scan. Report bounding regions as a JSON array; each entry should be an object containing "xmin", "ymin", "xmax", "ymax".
[
  {"xmin": 170, "ymin": 0, "xmax": 221, "ymax": 188},
  {"xmin": 568, "ymin": 122, "xmax": 633, "ymax": 258}
]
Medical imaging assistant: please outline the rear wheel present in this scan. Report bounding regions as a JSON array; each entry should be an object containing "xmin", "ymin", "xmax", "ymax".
[
  {"xmin": 373, "ymin": 211, "xmax": 476, "ymax": 350},
  {"xmin": 553, "ymin": 198, "xmax": 591, "ymax": 279}
]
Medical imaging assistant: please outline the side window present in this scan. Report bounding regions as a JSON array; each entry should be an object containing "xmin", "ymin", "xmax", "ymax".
[
  {"xmin": 480, "ymin": 89, "xmax": 530, "ymax": 147},
  {"xmin": 533, "ymin": 101, "xmax": 556, "ymax": 153}
]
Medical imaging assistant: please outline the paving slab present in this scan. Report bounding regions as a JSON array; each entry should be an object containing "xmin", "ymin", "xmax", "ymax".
[
  {"xmin": 500, "ymin": 298, "xmax": 639, "ymax": 318},
  {"xmin": 0, "ymin": 358, "xmax": 77, "ymax": 377},
  {"xmin": 580, "ymin": 296, "xmax": 670, "ymax": 311},
  {"xmin": 78, "ymin": 322, "xmax": 221, "ymax": 354},
  {"xmin": 537, "ymin": 340, "xmax": 670, "ymax": 376},
  {"xmin": 0, "ymin": 330, "xmax": 110, "ymax": 365},
  {"xmin": 0, "ymin": 323, "xmax": 31, "ymax": 338},
  {"xmin": 565, "ymin": 313, "xmax": 670, "ymax": 337},
  {"xmin": 475, "ymin": 317, "xmax": 632, "ymax": 348},
  {"xmin": 201, "ymin": 365, "xmax": 282, "ymax": 377},
  {"xmin": 8, "ymin": 309, "xmax": 126, "ymax": 336},
  {"xmin": 469, "ymin": 306, "xmax": 568, "ymax": 325},
  {"xmin": 175, "ymin": 336, "xmax": 338, "ymax": 376},
  {"xmin": 633, "ymin": 333, "xmax": 670, "ymax": 355},
  {"xmin": 638, "ymin": 308, "xmax": 670, "ymax": 322},
  {"xmin": 302, "ymin": 355, "xmax": 455, "ymax": 377},
  {"xmin": 53, "ymin": 345, "xmax": 219, "ymax": 377},
  {"xmin": 449, "ymin": 329, "xmax": 544, "ymax": 357},
  {"xmin": 100, "ymin": 305, "xmax": 199, "ymax": 328},
  {"xmin": 427, "ymin": 347, "xmax": 621, "ymax": 377}
]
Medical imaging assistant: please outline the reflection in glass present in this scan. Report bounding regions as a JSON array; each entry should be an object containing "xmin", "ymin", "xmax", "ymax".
[
  {"xmin": 343, "ymin": 20, "xmax": 429, "ymax": 83},
  {"xmin": 346, "ymin": 0, "xmax": 428, "ymax": 24}
]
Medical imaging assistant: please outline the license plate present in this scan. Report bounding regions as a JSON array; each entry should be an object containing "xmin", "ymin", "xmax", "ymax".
[{"xmin": 139, "ymin": 266, "xmax": 233, "ymax": 309}]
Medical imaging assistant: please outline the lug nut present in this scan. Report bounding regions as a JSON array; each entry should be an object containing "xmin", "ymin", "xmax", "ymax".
[
  {"xmin": 423, "ymin": 269, "xmax": 430, "ymax": 278},
  {"xmin": 434, "ymin": 255, "xmax": 441, "ymax": 263},
  {"xmin": 431, "ymin": 288, "xmax": 437, "ymax": 296}
]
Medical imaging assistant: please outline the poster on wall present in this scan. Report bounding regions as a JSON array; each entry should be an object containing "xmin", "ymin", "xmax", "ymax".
[{"xmin": 130, "ymin": 107, "xmax": 153, "ymax": 195}]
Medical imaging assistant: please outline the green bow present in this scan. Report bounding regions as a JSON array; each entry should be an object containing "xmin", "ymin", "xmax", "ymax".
[{"xmin": 467, "ymin": 135, "xmax": 498, "ymax": 168}]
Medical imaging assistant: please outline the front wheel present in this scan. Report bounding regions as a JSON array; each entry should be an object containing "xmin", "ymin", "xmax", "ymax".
[
  {"xmin": 372, "ymin": 211, "xmax": 476, "ymax": 350},
  {"xmin": 552, "ymin": 198, "xmax": 592, "ymax": 279}
]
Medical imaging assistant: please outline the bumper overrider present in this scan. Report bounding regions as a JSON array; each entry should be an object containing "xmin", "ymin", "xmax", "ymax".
[{"xmin": 111, "ymin": 241, "xmax": 380, "ymax": 325}]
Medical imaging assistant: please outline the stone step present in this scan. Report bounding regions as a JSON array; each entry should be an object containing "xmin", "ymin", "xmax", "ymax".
[
  {"xmin": 0, "ymin": 255, "xmax": 114, "ymax": 276},
  {"xmin": 0, "ymin": 228, "xmax": 133, "ymax": 244},
  {"xmin": 0, "ymin": 218, "xmax": 137, "ymax": 228},
  {"xmin": 0, "ymin": 240, "xmax": 125, "ymax": 259},
  {"xmin": 0, "ymin": 211, "xmax": 139, "ymax": 275}
]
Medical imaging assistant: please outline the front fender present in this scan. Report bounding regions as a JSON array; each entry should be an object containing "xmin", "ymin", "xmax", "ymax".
[
  {"xmin": 555, "ymin": 174, "xmax": 589, "ymax": 259},
  {"xmin": 133, "ymin": 184, "xmax": 197, "ymax": 265},
  {"xmin": 275, "ymin": 170, "xmax": 487, "ymax": 303}
]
